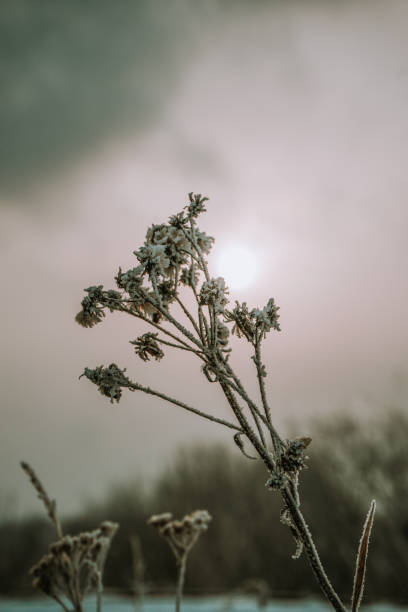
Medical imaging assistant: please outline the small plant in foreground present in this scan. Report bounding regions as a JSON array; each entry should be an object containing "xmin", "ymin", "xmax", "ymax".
[
  {"xmin": 21, "ymin": 461, "xmax": 118, "ymax": 612},
  {"xmin": 129, "ymin": 533, "xmax": 145, "ymax": 612},
  {"xmin": 76, "ymin": 192, "xmax": 375, "ymax": 611},
  {"xmin": 148, "ymin": 510, "xmax": 211, "ymax": 612}
]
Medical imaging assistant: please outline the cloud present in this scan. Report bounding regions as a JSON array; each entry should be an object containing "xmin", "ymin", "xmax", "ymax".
[{"xmin": 0, "ymin": 0, "xmax": 219, "ymax": 196}]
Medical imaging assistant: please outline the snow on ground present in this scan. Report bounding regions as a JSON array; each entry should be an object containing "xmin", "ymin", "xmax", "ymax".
[{"xmin": 0, "ymin": 596, "xmax": 405, "ymax": 612}]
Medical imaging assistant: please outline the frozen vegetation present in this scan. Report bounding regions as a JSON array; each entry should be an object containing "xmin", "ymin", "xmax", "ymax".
[{"xmin": 16, "ymin": 194, "xmax": 402, "ymax": 611}]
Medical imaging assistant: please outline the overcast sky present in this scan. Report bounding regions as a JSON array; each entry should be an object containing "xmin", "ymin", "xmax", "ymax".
[{"xmin": 1, "ymin": 0, "xmax": 408, "ymax": 517}]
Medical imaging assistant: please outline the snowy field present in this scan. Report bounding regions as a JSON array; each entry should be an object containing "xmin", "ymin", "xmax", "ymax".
[{"xmin": 0, "ymin": 597, "xmax": 405, "ymax": 612}]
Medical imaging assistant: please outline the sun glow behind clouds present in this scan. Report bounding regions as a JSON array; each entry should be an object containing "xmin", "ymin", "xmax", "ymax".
[{"xmin": 216, "ymin": 244, "xmax": 261, "ymax": 290}]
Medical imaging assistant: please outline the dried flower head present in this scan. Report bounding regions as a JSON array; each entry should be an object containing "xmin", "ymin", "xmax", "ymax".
[
  {"xmin": 130, "ymin": 332, "xmax": 164, "ymax": 362},
  {"xmin": 135, "ymin": 243, "xmax": 171, "ymax": 278},
  {"xmin": 195, "ymin": 229, "xmax": 214, "ymax": 255},
  {"xmin": 148, "ymin": 509, "xmax": 212, "ymax": 563},
  {"xmin": 252, "ymin": 298, "xmax": 281, "ymax": 336},
  {"xmin": 30, "ymin": 522, "xmax": 118, "ymax": 609},
  {"xmin": 80, "ymin": 363, "xmax": 133, "ymax": 403},
  {"xmin": 199, "ymin": 277, "xmax": 229, "ymax": 313},
  {"xmin": 75, "ymin": 285, "xmax": 123, "ymax": 328},
  {"xmin": 146, "ymin": 223, "xmax": 190, "ymax": 269},
  {"xmin": 225, "ymin": 298, "xmax": 280, "ymax": 343},
  {"xmin": 75, "ymin": 285, "xmax": 106, "ymax": 328},
  {"xmin": 224, "ymin": 301, "xmax": 256, "ymax": 341},
  {"xmin": 148, "ymin": 512, "xmax": 173, "ymax": 529},
  {"xmin": 157, "ymin": 279, "xmax": 176, "ymax": 305},
  {"xmin": 185, "ymin": 192, "xmax": 208, "ymax": 218},
  {"xmin": 168, "ymin": 212, "xmax": 188, "ymax": 229},
  {"xmin": 280, "ymin": 437, "xmax": 312, "ymax": 473},
  {"xmin": 115, "ymin": 267, "xmax": 144, "ymax": 296}
]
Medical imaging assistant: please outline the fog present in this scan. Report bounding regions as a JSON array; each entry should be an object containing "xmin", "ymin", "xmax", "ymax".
[{"xmin": 1, "ymin": 0, "xmax": 407, "ymax": 517}]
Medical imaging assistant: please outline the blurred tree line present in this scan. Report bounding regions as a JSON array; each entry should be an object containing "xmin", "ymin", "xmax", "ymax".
[{"xmin": 1, "ymin": 410, "xmax": 407, "ymax": 603}]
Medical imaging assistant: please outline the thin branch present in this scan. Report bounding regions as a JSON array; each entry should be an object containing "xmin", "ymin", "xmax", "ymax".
[
  {"xmin": 212, "ymin": 352, "xmax": 267, "ymax": 447},
  {"xmin": 254, "ymin": 341, "xmax": 272, "ymax": 423},
  {"xmin": 254, "ymin": 340, "xmax": 282, "ymax": 456},
  {"xmin": 179, "ymin": 248, "xmax": 202, "ymax": 266},
  {"xmin": 224, "ymin": 376, "xmax": 267, "ymax": 448},
  {"xmin": 188, "ymin": 218, "xmax": 211, "ymax": 282},
  {"xmin": 119, "ymin": 304, "xmax": 200, "ymax": 353},
  {"xmin": 150, "ymin": 273, "xmax": 162, "ymax": 308},
  {"xmin": 217, "ymin": 378, "xmax": 269, "ymax": 466},
  {"xmin": 191, "ymin": 273, "xmax": 210, "ymax": 344},
  {"xmin": 175, "ymin": 295, "xmax": 201, "ymax": 338},
  {"xmin": 155, "ymin": 337, "xmax": 206, "ymax": 358},
  {"xmin": 207, "ymin": 305, "xmax": 215, "ymax": 347},
  {"xmin": 183, "ymin": 218, "xmax": 214, "ymax": 346},
  {"xmin": 128, "ymin": 381, "xmax": 242, "ymax": 432},
  {"xmin": 220, "ymin": 357, "xmax": 281, "ymax": 452},
  {"xmin": 142, "ymin": 292, "xmax": 205, "ymax": 351}
]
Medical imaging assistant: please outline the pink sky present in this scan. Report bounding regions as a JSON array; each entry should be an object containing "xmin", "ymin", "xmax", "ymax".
[{"xmin": 1, "ymin": 0, "xmax": 407, "ymax": 517}]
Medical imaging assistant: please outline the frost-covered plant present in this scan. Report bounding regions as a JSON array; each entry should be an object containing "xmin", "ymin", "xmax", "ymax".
[
  {"xmin": 21, "ymin": 462, "xmax": 118, "ymax": 612},
  {"xmin": 76, "ymin": 193, "xmax": 375, "ymax": 611},
  {"xmin": 148, "ymin": 510, "xmax": 211, "ymax": 612}
]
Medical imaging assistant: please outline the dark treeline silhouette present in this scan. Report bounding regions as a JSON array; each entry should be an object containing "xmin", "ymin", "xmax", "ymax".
[{"xmin": 1, "ymin": 410, "xmax": 407, "ymax": 602}]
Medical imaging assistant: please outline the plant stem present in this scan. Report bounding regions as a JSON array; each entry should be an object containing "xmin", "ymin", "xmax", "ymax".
[
  {"xmin": 175, "ymin": 554, "xmax": 187, "ymax": 612},
  {"xmin": 281, "ymin": 487, "xmax": 347, "ymax": 612},
  {"xmin": 253, "ymin": 341, "xmax": 282, "ymax": 455},
  {"xmin": 218, "ymin": 377, "xmax": 346, "ymax": 611},
  {"xmin": 129, "ymin": 381, "xmax": 242, "ymax": 432},
  {"xmin": 175, "ymin": 296, "xmax": 201, "ymax": 338},
  {"xmin": 120, "ymin": 305, "xmax": 199, "ymax": 352},
  {"xmin": 96, "ymin": 588, "xmax": 102, "ymax": 612},
  {"xmin": 52, "ymin": 594, "xmax": 71, "ymax": 612}
]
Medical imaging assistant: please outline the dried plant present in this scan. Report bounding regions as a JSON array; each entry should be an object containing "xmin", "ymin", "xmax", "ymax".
[
  {"xmin": 148, "ymin": 510, "xmax": 211, "ymax": 611},
  {"xmin": 130, "ymin": 533, "xmax": 145, "ymax": 612},
  {"xmin": 21, "ymin": 461, "xmax": 63, "ymax": 540},
  {"xmin": 241, "ymin": 577, "xmax": 270, "ymax": 608},
  {"xmin": 351, "ymin": 500, "xmax": 376, "ymax": 612},
  {"xmin": 21, "ymin": 461, "xmax": 118, "ymax": 612},
  {"xmin": 76, "ymin": 193, "xmax": 376, "ymax": 611}
]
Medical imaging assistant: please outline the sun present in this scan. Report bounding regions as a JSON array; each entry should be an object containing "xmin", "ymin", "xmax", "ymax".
[{"xmin": 215, "ymin": 244, "xmax": 261, "ymax": 290}]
